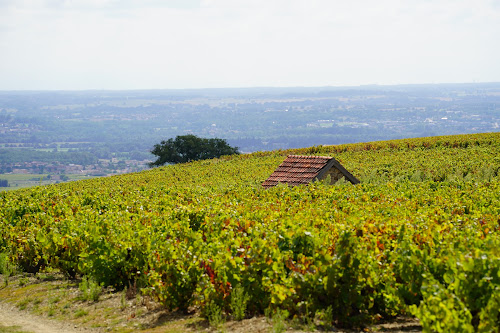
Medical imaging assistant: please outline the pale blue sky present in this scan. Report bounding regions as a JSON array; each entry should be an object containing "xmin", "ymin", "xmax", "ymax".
[{"xmin": 0, "ymin": 0, "xmax": 499, "ymax": 90}]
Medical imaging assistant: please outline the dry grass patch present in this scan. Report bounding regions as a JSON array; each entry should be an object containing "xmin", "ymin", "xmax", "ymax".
[{"xmin": 0, "ymin": 272, "xmax": 420, "ymax": 332}]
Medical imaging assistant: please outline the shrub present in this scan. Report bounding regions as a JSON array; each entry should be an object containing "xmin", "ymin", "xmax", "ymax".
[
  {"xmin": 230, "ymin": 285, "xmax": 249, "ymax": 321},
  {"xmin": 79, "ymin": 276, "xmax": 102, "ymax": 302}
]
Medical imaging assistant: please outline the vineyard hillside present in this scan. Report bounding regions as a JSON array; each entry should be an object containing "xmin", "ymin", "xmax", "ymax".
[{"xmin": 1, "ymin": 132, "xmax": 500, "ymax": 331}]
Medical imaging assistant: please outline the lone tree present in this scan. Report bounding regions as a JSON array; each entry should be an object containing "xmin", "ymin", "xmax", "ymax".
[{"xmin": 149, "ymin": 134, "xmax": 240, "ymax": 167}]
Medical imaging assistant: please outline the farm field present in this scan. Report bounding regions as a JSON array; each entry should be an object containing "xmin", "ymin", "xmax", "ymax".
[
  {"xmin": 0, "ymin": 174, "xmax": 96, "ymax": 191},
  {"xmin": 0, "ymin": 132, "xmax": 499, "ymax": 332}
]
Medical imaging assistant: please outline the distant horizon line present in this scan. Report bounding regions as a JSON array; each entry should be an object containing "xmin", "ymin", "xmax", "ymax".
[{"xmin": 1, "ymin": 81, "xmax": 499, "ymax": 93}]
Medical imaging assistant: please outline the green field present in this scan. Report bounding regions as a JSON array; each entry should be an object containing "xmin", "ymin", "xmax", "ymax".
[
  {"xmin": 1, "ymin": 132, "xmax": 499, "ymax": 331},
  {"xmin": 0, "ymin": 174, "xmax": 96, "ymax": 191}
]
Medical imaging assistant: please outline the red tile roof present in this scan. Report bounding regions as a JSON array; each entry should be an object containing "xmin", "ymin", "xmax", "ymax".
[{"xmin": 262, "ymin": 155, "xmax": 333, "ymax": 188}]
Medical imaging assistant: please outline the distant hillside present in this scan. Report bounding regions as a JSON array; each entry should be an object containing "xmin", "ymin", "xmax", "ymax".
[{"xmin": 1, "ymin": 132, "xmax": 499, "ymax": 330}]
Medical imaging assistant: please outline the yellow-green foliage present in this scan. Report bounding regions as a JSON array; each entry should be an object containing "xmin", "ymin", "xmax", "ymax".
[{"xmin": 1, "ymin": 133, "xmax": 499, "ymax": 328}]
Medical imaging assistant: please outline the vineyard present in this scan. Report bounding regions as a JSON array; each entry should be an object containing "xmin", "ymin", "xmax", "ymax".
[{"xmin": 1, "ymin": 132, "xmax": 499, "ymax": 331}]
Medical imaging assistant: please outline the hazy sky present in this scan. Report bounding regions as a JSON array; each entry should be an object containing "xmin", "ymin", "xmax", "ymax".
[{"xmin": 1, "ymin": 0, "xmax": 499, "ymax": 90}]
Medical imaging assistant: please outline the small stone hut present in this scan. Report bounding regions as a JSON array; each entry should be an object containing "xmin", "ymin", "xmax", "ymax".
[{"xmin": 262, "ymin": 155, "xmax": 359, "ymax": 188}]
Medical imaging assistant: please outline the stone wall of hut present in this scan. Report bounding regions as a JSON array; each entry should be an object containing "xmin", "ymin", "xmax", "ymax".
[{"xmin": 320, "ymin": 167, "xmax": 345, "ymax": 184}]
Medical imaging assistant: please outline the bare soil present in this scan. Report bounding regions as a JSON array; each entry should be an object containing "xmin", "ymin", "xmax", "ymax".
[
  {"xmin": 0, "ymin": 300, "xmax": 90, "ymax": 333},
  {"xmin": 0, "ymin": 273, "xmax": 421, "ymax": 333}
]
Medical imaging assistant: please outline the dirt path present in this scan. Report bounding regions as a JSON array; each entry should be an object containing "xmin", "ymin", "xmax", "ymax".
[{"xmin": 0, "ymin": 301, "xmax": 94, "ymax": 333}]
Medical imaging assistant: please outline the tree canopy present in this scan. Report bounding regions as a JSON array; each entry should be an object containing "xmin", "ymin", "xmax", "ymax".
[{"xmin": 149, "ymin": 134, "xmax": 240, "ymax": 167}]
